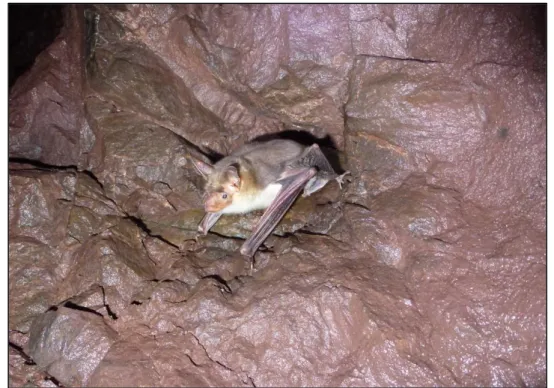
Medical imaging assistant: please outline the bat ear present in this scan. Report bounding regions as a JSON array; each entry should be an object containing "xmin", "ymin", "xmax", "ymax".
[
  {"xmin": 224, "ymin": 164, "xmax": 241, "ymax": 192},
  {"xmin": 190, "ymin": 157, "xmax": 214, "ymax": 178}
]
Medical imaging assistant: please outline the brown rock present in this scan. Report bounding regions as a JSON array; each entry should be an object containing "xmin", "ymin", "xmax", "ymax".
[
  {"xmin": 26, "ymin": 306, "xmax": 119, "ymax": 386},
  {"xmin": 9, "ymin": 6, "xmax": 89, "ymax": 167},
  {"xmin": 9, "ymin": 4, "xmax": 545, "ymax": 387}
]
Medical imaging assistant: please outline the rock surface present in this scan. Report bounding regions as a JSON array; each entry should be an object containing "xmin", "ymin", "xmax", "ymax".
[{"xmin": 9, "ymin": 4, "xmax": 545, "ymax": 387}]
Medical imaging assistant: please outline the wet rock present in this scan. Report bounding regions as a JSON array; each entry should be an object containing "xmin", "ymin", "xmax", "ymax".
[
  {"xmin": 68, "ymin": 172, "xmax": 123, "ymax": 242},
  {"xmin": 9, "ymin": 168, "xmax": 76, "ymax": 246},
  {"xmin": 57, "ymin": 221, "xmax": 157, "ymax": 319},
  {"xmin": 27, "ymin": 306, "xmax": 118, "ymax": 386},
  {"xmin": 9, "ymin": 6, "xmax": 90, "ymax": 167},
  {"xmin": 9, "ymin": 4, "xmax": 545, "ymax": 387},
  {"xmin": 9, "ymin": 167, "xmax": 79, "ymax": 331},
  {"xmin": 89, "ymin": 331, "xmax": 247, "ymax": 386},
  {"xmin": 9, "ymin": 238, "xmax": 59, "ymax": 332}
]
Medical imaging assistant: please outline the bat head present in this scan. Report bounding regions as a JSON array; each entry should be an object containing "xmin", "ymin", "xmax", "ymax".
[
  {"xmin": 191, "ymin": 157, "xmax": 241, "ymax": 212},
  {"xmin": 204, "ymin": 165, "xmax": 240, "ymax": 212}
]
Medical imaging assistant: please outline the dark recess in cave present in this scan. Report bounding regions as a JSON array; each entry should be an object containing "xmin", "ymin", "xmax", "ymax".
[
  {"xmin": 527, "ymin": 4, "xmax": 546, "ymax": 50},
  {"xmin": 8, "ymin": 4, "xmax": 65, "ymax": 89}
]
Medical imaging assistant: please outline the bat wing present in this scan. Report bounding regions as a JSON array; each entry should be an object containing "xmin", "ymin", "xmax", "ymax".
[
  {"xmin": 198, "ymin": 211, "xmax": 223, "ymax": 234},
  {"xmin": 239, "ymin": 167, "xmax": 317, "ymax": 257}
]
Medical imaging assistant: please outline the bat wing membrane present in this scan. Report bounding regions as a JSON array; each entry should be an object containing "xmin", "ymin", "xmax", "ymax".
[{"xmin": 239, "ymin": 167, "xmax": 317, "ymax": 257}]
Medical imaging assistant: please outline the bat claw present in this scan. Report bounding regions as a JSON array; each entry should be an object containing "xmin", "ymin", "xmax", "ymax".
[{"xmin": 335, "ymin": 171, "xmax": 351, "ymax": 189}]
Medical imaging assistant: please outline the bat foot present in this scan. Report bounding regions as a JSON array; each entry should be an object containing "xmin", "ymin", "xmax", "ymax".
[
  {"xmin": 335, "ymin": 171, "xmax": 351, "ymax": 189},
  {"xmin": 301, "ymin": 170, "xmax": 350, "ymax": 197}
]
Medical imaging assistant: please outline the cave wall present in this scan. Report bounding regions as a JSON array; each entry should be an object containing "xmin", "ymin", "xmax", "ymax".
[{"xmin": 8, "ymin": 4, "xmax": 546, "ymax": 387}]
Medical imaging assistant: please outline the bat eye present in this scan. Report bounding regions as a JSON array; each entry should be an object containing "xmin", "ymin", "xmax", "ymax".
[{"xmin": 222, "ymin": 193, "xmax": 228, "ymax": 199}]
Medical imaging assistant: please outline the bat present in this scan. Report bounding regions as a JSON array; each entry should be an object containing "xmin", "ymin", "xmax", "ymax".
[{"xmin": 190, "ymin": 139, "xmax": 348, "ymax": 257}]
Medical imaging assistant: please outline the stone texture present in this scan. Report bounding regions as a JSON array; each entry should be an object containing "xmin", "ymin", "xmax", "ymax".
[
  {"xmin": 26, "ymin": 307, "xmax": 118, "ymax": 386},
  {"xmin": 9, "ymin": 4, "xmax": 545, "ymax": 387}
]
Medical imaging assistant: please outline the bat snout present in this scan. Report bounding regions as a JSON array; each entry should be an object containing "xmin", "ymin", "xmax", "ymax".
[
  {"xmin": 204, "ymin": 193, "xmax": 231, "ymax": 212},
  {"xmin": 204, "ymin": 200, "xmax": 222, "ymax": 212},
  {"xmin": 205, "ymin": 204, "xmax": 222, "ymax": 212}
]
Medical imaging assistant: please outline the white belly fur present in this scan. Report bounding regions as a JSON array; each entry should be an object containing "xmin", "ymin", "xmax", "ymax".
[{"xmin": 221, "ymin": 183, "xmax": 283, "ymax": 214}]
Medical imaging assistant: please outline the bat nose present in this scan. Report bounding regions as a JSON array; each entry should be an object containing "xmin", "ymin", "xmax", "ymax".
[
  {"xmin": 205, "ymin": 203, "xmax": 220, "ymax": 212},
  {"xmin": 204, "ymin": 198, "xmax": 216, "ymax": 212}
]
